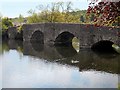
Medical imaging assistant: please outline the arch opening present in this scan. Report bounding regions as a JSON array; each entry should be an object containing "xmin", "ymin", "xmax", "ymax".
[
  {"xmin": 91, "ymin": 40, "xmax": 115, "ymax": 53},
  {"xmin": 30, "ymin": 31, "xmax": 44, "ymax": 52},
  {"xmin": 55, "ymin": 32, "xmax": 75, "ymax": 46},
  {"xmin": 30, "ymin": 31, "xmax": 44, "ymax": 44},
  {"xmin": 55, "ymin": 31, "xmax": 80, "ymax": 53}
]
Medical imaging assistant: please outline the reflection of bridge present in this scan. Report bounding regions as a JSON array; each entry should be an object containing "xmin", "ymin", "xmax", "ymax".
[
  {"xmin": 6, "ymin": 40, "xmax": 120, "ymax": 74},
  {"xmin": 8, "ymin": 23, "xmax": 120, "ymax": 48}
]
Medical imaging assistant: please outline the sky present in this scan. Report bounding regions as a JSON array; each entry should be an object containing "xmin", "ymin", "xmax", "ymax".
[{"xmin": 0, "ymin": 0, "xmax": 90, "ymax": 18}]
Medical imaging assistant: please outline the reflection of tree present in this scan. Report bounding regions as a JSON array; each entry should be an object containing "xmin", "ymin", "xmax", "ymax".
[
  {"xmin": 2, "ymin": 40, "xmax": 9, "ymax": 54},
  {"xmin": 1, "ymin": 40, "xmax": 23, "ymax": 54}
]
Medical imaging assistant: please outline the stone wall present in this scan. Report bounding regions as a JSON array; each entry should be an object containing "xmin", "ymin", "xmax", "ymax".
[
  {"xmin": 22, "ymin": 23, "xmax": 120, "ymax": 48},
  {"xmin": 8, "ymin": 27, "xmax": 17, "ymax": 39},
  {"xmin": 8, "ymin": 23, "xmax": 120, "ymax": 48}
]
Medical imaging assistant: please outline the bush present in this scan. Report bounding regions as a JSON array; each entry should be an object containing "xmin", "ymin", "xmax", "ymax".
[
  {"xmin": 2, "ymin": 17, "xmax": 13, "ymax": 31},
  {"xmin": 17, "ymin": 25, "xmax": 23, "ymax": 33}
]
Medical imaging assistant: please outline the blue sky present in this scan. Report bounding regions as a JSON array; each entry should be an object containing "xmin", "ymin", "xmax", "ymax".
[{"xmin": 0, "ymin": 0, "xmax": 90, "ymax": 18}]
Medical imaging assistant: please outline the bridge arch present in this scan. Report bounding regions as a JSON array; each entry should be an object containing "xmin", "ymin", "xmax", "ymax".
[
  {"xmin": 91, "ymin": 40, "xmax": 115, "ymax": 52},
  {"xmin": 54, "ymin": 31, "xmax": 77, "ymax": 46},
  {"xmin": 30, "ymin": 30, "xmax": 44, "ymax": 44}
]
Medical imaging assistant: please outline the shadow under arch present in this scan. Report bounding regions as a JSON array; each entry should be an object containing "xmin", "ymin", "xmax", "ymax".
[
  {"xmin": 30, "ymin": 30, "xmax": 44, "ymax": 52},
  {"xmin": 54, "ymin": 31, "xmax": 75, "ymax": 46},
  {"xmin": 30, "ymin": 30, "xmax": 44, "ymax": 43},
  {"xmin": 91, "ymin": 40, "xmax": 116, "ymax": 53},
  {"xmin": 54, "ymin": 31, "xmax": 79, "ymax": 57},
  {"xmin": 55, "ymin": 45, "xmax": 77, "ymax": 58}
]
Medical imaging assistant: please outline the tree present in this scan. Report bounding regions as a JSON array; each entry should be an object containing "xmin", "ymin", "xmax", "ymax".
[
  {"xmin": 2, "ymin": 17, "xmax": 13, "ymax": 31},
  {"xmin": 1, "ymin": 17, "xmax": 13, "ymax": 39},
  {"xmin": 80, "ymin": 15, "xmax": 85, "ymax": 23},
  {"xmin": 90, "ymin": 13, "xmax": 95, "ymax": 21},
  {"xmin": 18, "ymin": 14, "xmax": 24, "ymax": 24},
  {"xmin": 87, "ymin": 0, "xmax": 120, "ymax": 26},
  {"xmin": 64, "ymin": 2, "xmax": 73, "ymax": 22},
  {"xmin": 27, "ymin": 2, "xmax": 81, "ymax": 23}
]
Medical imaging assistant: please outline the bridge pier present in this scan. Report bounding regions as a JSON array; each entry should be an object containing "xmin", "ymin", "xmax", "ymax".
[{"xmin": 8, "ymin": 27, "xmax": 17, "ymax": 39}]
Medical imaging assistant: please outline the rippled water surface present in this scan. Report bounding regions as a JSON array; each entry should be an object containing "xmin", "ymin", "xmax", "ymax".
[{"xmin": 0, "ymin": 40, "xmax": 120, "ymax": 88}]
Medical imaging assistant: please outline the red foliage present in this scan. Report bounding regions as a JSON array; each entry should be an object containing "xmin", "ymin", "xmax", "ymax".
[{"xmin": 87, "ymin": 0, "xmax": 120, "ymax": 27}]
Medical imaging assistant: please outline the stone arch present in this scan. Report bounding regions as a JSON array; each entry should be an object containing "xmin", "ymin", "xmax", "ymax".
[
  {"xmin": 91, "ymin": 40, "xmax": 115, "ymax": 52},
  {"xmin": 30, "ymin": 30, "xmax": 44, "ymax": 44},
  {"xmin": 30, "ymin": 30, "xmax": 44, "ymax": 52},
  {"xmin": 54, "ymin": 31, "xmax": 76, "ymax": 46}
]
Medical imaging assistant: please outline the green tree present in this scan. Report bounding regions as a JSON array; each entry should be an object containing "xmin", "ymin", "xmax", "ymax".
[
  {"xmin": 18, "ymin": 14, "xmax": 24, "ymax": 24},
  {"xmin": 2, "ymin": 17, "xmax": 13, "ymax": 31},
  {"xmin": 27, "ymin": 9, "xmax": 42, "ymax": 23},
  {"xmin": 64, "ymin": 2, "xmax": 73, "ymax": 22},
  {"xmin": 27, "ymin": 2, "xmax": 81, "ymax": 24},
  {"xmin": 1, "ymin": 17, "xmax": 13, "ymax": 39},
  {"xmin": 90, "ymin": 13, "xmax": 95, "ymax": 22},
  {"xmin": 80, "ymin": 15, "xmax": 85, "ymax": 23}
]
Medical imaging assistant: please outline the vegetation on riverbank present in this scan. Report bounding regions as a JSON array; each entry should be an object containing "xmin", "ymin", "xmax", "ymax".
[
  {"xmin": 1, "ymin": 16, "xmax": 23, "ymax": 40},
  {"xmin": 5, "ymin": 2, "xmax": 94, "ymax": 25},
  {"xmin": 1, "ymin": 17, "xmax": 13, "ymax": 30},
  {"xmin": 1, "ymin": 17, "xmax": 13, "ymax": 39},
  {"xmin": 26, "ymin": 2, "xmax": 95, "ymax": 24}
]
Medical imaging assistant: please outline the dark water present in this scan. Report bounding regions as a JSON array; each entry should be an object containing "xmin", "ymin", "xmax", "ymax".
[{"xmin": 0, "ymin": 40, "xmax": 120, "ymax": 88}]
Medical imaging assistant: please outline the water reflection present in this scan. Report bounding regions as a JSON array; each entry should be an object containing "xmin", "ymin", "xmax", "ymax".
[
  {"xmin": 1, "ymin": 40, "xmax": 120, "ymax": 88},
  {"xmin": 2, "ymin": 40, "xmax": 120, "ymax": 74},
  {"xmin": 72, "ymin": 37, "xmax": 80, "ymax": 52},
  {"xmin": 55, "ymin": 46, "xmax": 77, "ymax": 57},
  {"xmin": 93, "ymin": 50, "xmax": 118, "ymax": 59},
  {"xmin": 31, "ymin": 41, "xmax": 44, "ymax": 52},
  {"xmin": 2, "ymin": 40, "xmax": 23, "ymax": 54}
]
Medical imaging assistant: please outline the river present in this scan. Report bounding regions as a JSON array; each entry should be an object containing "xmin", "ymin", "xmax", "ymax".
[{"xmin": 0, "ymin": 40, "xmax": 120, "ymax": 88}]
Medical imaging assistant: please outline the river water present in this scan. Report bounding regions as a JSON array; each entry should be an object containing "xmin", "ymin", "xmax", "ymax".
[{"xmin": 0, "ymin": 40, "xmax": 120, "ymax": 88}]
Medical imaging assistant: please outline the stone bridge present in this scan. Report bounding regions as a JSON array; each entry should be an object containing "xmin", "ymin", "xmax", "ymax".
[{"xmin": 9, "ymin": 23, "xmax": 120, "ymax": 49}]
